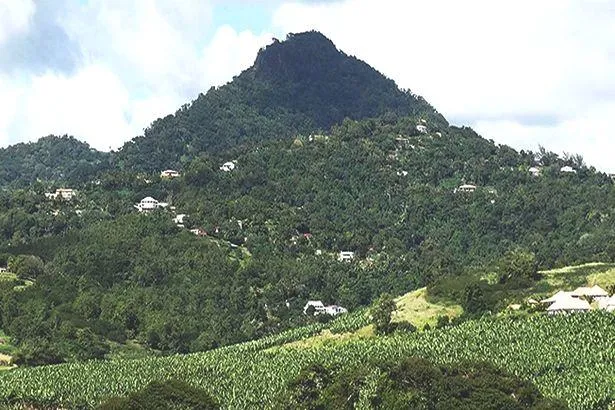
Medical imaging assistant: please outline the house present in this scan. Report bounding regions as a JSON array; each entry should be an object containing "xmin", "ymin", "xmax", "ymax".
[
  {"xmin": 134, "ymin": 197, "xmax": 168, "ymax": 212},
  {"xmin": 220, "ymin": 161, "xmax": 236, "ymax": 172},
  {"xmin": 456, "ymin": 184, "xmax": 477, "ymax": 193},
  {"xmin": 416, "ymin": 124, "xmax": 428, "ymax": 134},
  {"xmin": 560, "ymin": 166, "xmax": 577, "ymax": 174},
  {"xmin": 541, "ymin": 290, "xmax": 574, "ymax": 304},
  {"xmin": 598, "ymin": 295, "xmax": 615, "ymax": 312},
  {"xmin": 546, "ymin": 295, "xmax": 591, "ymax": 315},
  {"xmin": 528, "ymin": 167, "xmax": 541, "ymax": 177},
  {"xmin": 338, "ymin": 251, "xmax": 355, "ymax": 262},
  {"xmin": 45, "ymin": 188, "xmax": 76, "ymax": 200},
  {"xmin": 173, "ymin": 214, "xmax": 187, "ymax": 227},
  {"xmin": 571, "ymin": 285, "xmax": 609, "ymax": 300},
  {"xmin": 396, "ymin": 170, "xmax": 408, "ymax": 177},
  {"xmin": 0, "ymin": 267, "xmax": 7, "ymax": 273},
  {"xmin": 303, "ymin": 300, "xmax": 326, "ymax": 315},
  {"xmin": 324, "ymin": 305, "xmax": 348, "ymax": 316},
  {"xmin": 190, "ymin": 228, "xmax": 207, "ymax": 237},
  {"xmin": 160, "ymin": 169, "xmax": 181, "ymax": 178},
  {"xmin": 435, "ymin": 132, "xmax": 442, "ymax": 137}
]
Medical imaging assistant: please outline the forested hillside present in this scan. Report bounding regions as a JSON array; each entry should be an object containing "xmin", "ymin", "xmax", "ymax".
[
  {"xmin": 0, "ymin": 31, "xmax": 613, "ymax": 369},
  {"xmin": 114, "ymin": 31, "xmax": 445, "ymax": 172},
  {"xmin": 0, "ymin": 135, "xmax": 109, "ymax": 187}
]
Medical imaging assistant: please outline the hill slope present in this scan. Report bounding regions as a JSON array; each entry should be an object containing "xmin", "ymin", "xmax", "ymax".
[
  {"xmin": 115, "ymin": 31, "xmax": 445, "ymax": 172},
  {"xmin": 0, "ymin": 135, "xmax": 109, "ymax": 187}
]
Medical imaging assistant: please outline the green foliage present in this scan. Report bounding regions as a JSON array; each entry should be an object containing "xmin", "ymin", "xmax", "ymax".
[
  {"xmin": 97, "ymin": 379, "xmax": 218, "ymax": 410},
  {"xmin": 0, "ymin": 135, "xmax": 109, "ymax": 187},
  {"xmin": 286, "ymin": 357, "xmax": 567, "ymax": 409},
  {"xmin": 371, "ymin": 293, "xmax": 396, "ymax": 335},
  {"xmin": 7, "ymin": 254, "xmax": 44, "ymax": 280},
  {"xmin": 498, "ymin": 248, "xmax": 538, "ymax": 282}
]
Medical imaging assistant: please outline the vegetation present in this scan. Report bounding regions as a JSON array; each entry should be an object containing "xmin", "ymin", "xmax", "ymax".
[
  {"xmin": 0, "ymin": 312, "xmax": 611, "ymax": 409},
  {"xmin": 286, "ymin": 357, "xmax": 566, "ymax": 409}
]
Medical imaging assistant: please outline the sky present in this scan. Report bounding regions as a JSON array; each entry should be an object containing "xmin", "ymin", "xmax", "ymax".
[{"xmin": 1, "ymin": 0, "xmax": 614, "ymax": 171}]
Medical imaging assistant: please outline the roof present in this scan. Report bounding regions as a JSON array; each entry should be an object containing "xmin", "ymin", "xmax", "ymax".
[
  {"xmin": 542, "ymin": 290, "xmax": 573, "ymax": 304},
  {"xmin": 459, "ymin": 184, "xmax": 477, "ymax": 189},
  {"xmin": 572, "ymin": 285, "xmax": 608, "ymax": 297},
  {"xmin": 547, "ymin": 295, "xmax": 591, "ymax": 312},
  {"xmin": 141, "ymin": 196, "xmax": 157, "ymax": 202}
]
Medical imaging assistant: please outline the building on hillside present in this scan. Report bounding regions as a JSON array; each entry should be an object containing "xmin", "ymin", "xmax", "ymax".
[
  {"xmin": 45, "ymin": 188, "xmax": 76, "ymax": 200},
  {"xmin": 160, "ymin": 169, "xmax": 181, "ymax": 178},
  {"xmin": 0, "ymin": 267, "xmax": 6, "ymax": 273},
  {"xmin": 416, "ymin": 124, "xmax": 428, "ymax": 134},
  {"xmin": 455, "ymin": 184, "xmax": 477, "ymax": 193},
  {"xmin": 338, "ymin": 251, "xmax": 355, "ymax": 262},
  {"xmin": 571, "ymin": 285, "xmax": 609, "ymax": 300},
  {"xmin": 546, "ymin": 295, "xmax": 591, "ymax": 315},
  {"xmin": 324, "ymin": 305, "xmax": 348, "ymax": 316},
  {"xmin": 173, "ymin": 214, "xmax": 187, "ymax": 227},
  {"xmin": 541, "ymin": 290, "xmax": 574, "ymax": 304},
  {"xmin": 303, "ymin": 300, "xmax": 326, "ymax": 315},
  {"xmin": 134, "ymin": 197, "xmax": 168, "ymax": 212},
  {"xmin": 598, "ymin": 295, "xmax": 615, "ymax": 312},
  {"xmin": 528, "ymin": 167, "xmax": 541, "ymax": 177},
  {"xmin": 220, "ymin": 161, "xmax": 236, "ymax": 172},
  {"xmin": 190, "ymin": 228, "xmax": 207, "ymax": 237},
  {"xmin": 560, "ymin": 166, "xmax": 577, "ymax": 174}
]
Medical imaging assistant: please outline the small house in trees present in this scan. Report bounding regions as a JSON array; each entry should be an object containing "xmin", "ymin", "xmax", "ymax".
[
  {"xmin": 220, "ymin": 161, "xmax": 236, "ymax": 172},
  {"xmin": 324, "ymin": 305, "xmax": 348, "ymax": 316},
  {"xmin": 303, "ymin": 301, "xmax": 326, "ymax": 315},
  {"xmin": 0, "ymin": 267, "xmax": 6, "ymax": 273},
  {"xmin": 528, "ymin": 167, "xmax": 541, "ymax": 177},
  {"xmin": 416, "ymin": 124, "xmax": 428, "ymax": 134},
  {"xmin": 560, "ymin": 166, "xmax": 577, "ymax": 174},
  {"xmin": 456, "ymin": 184, "xmax": 477, "ymax": 193},
  {"xmin": 173, "ymin": 214, "xmax": 187, "ymax": 227},
  {"xmin": 45, "ymin": 188, "xmax": 76, "ymax": 200},
  {"xmin": 338, "ymin": 251, "xmax": 355, "ymax": 262},
  {"xmin": 160, "ymin": 169, "xmax": 181, "ymax": 178},
  {"xmin": 190, "ymin": 228, "xmax": 207, "ymax": 237},
  {"xmin": 134, "ymin": 197, "xmax": 168, "ymax": 212}
]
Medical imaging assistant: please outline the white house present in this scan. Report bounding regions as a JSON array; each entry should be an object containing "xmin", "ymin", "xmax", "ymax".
[
  {"xmin": 173, "ymin": 214, "xmax": 187, "ymax": 227},
  {"xmin": 220, "ymin": 161, "xmax": 236, "ymax": 172},
  {"xmin": 160, "ymin": 169, "xmax": 181, "ymax": 178},
  {"xmin": 396, "ymin": 170, "xmax": 408, "ymax": 177},
  {"xmin": 45, "ymin": 188, "xmax": 76, "ymax": 200},
  {"xmin": 542, "ymin": 290, "xmax": 574, "ymax": 304},
  {"xmin": 190, "ymin": 228, "xmax": 207, "ymax": 237},
  {"xmin": 416, "ymin": 124, "xmax": 428, "ymax": 134},
  {"xmin": 598, "ymin": 295, "xmax": 615, "ymax": 312},
  {"xmin": 324, "ymin": 305, "xmax": 348, "ymax": 316},
  {"xmin": 303, "ymin": 300, "xmax": 326, "ymax": 315},
  {"xmin": 134, "ymin": 197, "xmax": 168, "ymax": 212},
  {"xmin": 528, "ymin": 167, "xmax": 541, "ymax": 177},
  {"xmin": 338, "ymin": 251, "xmax": 355, "ymax": 262},
  {"xmin": 0, "ymin": 267, "xmax": 7, "ymax": 273},
  {"xmin": 546, "ymin": 294, "xmax": 591, "ymax": 315},
  {"xmin": 560, "ymin": 166, "xmax": 577, "ymax": 174},
  {"xmin": 572, "ymin": 285, "xmax": 609, "ymax": 300},
  {"xmin": 456, "ymin": 184, "xmax": 477, "ymax": 193}
]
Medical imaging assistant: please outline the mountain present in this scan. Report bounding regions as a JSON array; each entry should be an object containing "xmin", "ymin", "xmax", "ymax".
[
  {"xmin": 0, "ymin": 135, "xmax": 109, "ymax": 187},
  {"xmin": 115, "ymin": 31, "xmax": 445, "ymax": 172}
]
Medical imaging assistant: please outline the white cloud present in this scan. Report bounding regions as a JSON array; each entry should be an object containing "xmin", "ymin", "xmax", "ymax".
[
  {"xmin": 0, "ymin": 1, "xmax": 272, "ymax": 152},
  {"xmin": 272, "ymin": 0, "xmax": 615, "ymax": 171},
  {"xmin": 199, "ymin": 25, "xmax": 273, "ymax": 88},
  {"xmin": 0, "ymin": 0, "xmax": 35, "ymax": 45}
]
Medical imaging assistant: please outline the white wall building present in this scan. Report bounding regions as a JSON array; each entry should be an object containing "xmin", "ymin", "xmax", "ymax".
[{"xmin": 134, "ymin": 197, "xmax": 168, "ymax": 212}]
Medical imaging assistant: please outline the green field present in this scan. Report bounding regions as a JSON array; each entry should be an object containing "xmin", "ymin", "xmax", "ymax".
[{"xmin": 0, "ymin": 312, "xmax": 612, "ymax": 409}]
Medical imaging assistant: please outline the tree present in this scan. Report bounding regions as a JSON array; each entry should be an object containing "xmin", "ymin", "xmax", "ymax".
[
  {"xmin": 463, "ymin": 284, "xmax": 488, "ymax": 316},
  {"xmin": 498, "ymin": 248, "xmax": 538, "ymax": 283},
  {"xmin": 371, "ymin": 293, "xmax": 396, "ymax": 335},
  {"xmin": 8, "ymin": 254, "xmax": 45, "ymax": 280}
]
